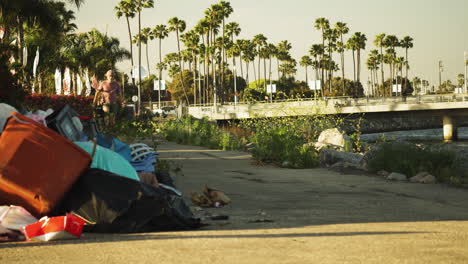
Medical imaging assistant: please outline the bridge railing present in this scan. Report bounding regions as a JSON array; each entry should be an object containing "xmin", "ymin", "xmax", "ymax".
[{"xmin": 190, "ymin": 94, "xmax": 468, "ymax": 108}]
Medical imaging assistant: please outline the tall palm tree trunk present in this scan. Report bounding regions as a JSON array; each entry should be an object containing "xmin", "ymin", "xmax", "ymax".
[
  {"xmin": 252, "ymin": 60, "xmax": 257, "ymax": 84},
  {"xmin": 176, "ymin": 30, "xmax": 190, "ymax": 105},
  {"xmin": 357, "ymin": 49, "xmax": 361, "ymax": 83},
  {"xmin": 405, "ymin": 48, "xmax": 409, "ymax": 89},
  {"xmin": 380, "ymin": 47, "xmax": 384, "ymax": 93},
  {"xmin": 276, "ymin": 58, "xmax": 280, "ymax": 80},
  {"xmin": 146, "ymin": 43, "xmax": 150, "ymax": 75},
  {"xmin": 268, "ymin": 56, "xmax": 272, "ymax": 82},
  {"xmin": 257, "ymin": 47, "xmax": 261, "ymax": 83},
  {"xmin": 263, "ymin": 57, "xmax": 267, "ymax": 89},
  {"xmin": 126, "ymin": 16, "xmax": 135, "ymax": 85},
  {"xmin": 158, "ymin": 38, "xmax": 162, "ymax": 108},
  {"xmin": 340, "ymin": 34, "xmax": 345, "ymax": 94},
  {"xmin": 352, "ymin": 50, "xmax": 356, "ymax": 82},
  {"xmin": 239, "ymin": 53, "xmax": 243, "ymax": 79}
]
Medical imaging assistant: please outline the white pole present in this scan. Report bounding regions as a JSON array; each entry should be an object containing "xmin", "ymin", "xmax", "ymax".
[{"xmin": 158, "ymin": 80, "xmax": 161, "ymax": 109}]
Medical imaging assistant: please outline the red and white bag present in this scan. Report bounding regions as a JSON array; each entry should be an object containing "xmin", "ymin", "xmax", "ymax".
[{"xmin": 21, "ymin": 214, "xmax": 85, "ymax": 242}]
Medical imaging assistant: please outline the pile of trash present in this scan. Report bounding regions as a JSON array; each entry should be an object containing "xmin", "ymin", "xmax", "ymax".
[{"xmin": 0, "ymin": 103, "xmax": 200, "ymax": 242}]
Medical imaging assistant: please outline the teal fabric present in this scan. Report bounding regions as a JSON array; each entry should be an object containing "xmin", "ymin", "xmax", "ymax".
[{"xmin": 74, "ymin": 141, "xmax": 139, "ymax": 182}]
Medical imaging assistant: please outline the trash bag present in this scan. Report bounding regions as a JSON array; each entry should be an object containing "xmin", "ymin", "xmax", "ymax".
[
  {"xmin": 53, "ymin": 169, "xmax": 200, "ymax": 233},
  {"xmin": 74, "ymin": 141, "xmax": 139, "ymax": 182}
]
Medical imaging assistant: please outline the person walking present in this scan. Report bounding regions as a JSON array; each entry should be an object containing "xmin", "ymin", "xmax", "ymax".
[{"xmin": 92, "ymin": 70, "xmax": 121, "ymax": 125}]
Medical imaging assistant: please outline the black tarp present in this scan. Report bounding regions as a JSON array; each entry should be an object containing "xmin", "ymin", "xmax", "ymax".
[{"xmin": 53, "ymin": 169, "xmax": 200, "ymax": 233}]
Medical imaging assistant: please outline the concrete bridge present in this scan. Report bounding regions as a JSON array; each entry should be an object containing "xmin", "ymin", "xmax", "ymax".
[{"xmin": 187, "ymin": 94, "xmax": 468, "ymax": 141}]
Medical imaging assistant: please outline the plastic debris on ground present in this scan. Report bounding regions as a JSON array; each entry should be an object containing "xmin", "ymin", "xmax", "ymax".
[
  {"xmin": 0, "ymin": 225, "xmax": 25, "ymax": 242},
  {"xmin": 22, "ymin": 214, "xmax": 85, "ymax": 242},
  {"xmin": 0, "ymin": 206, "xmax": 38, "ymax": 230},
  {"xmin": 191, "ymin": 186, "xmax": 231, "ymax": 208},
  {"xmin": 53, "ymin": 168, "xmax": 200, "ymax": 233}
]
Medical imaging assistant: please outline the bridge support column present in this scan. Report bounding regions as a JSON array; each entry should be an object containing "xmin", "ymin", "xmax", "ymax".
[{"xmin": 443, "ymin": 115, "xmax": 458, "ymax": 141}]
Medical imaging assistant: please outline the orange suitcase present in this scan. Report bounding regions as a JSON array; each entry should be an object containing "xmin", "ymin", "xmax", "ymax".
[{"xmin": 0, "ymin": 112, "xmax": 92, "ymax": 217}]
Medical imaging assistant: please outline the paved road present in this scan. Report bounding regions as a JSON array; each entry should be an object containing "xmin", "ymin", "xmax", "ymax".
[{"xmin": 2, "ymin": 141, "xmax": 468, "ymax": 263}]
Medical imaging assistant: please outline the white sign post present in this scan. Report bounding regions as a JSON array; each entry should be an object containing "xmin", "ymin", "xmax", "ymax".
[
  {"xmin": 266, "ymin": 84, "xmax": 277, "ymax": 103},
  {"xmin": 392, "ymin": 84, "xmax": 402, "ymax": 95},
  {"xmin": 308, "ymin": 80, "xmax": 321, "ymax": 99},
  {"xmin": 131, "ymin": 95, "xmax": 138, "ymax": 116},
  {"xmin": 154, "ymin": 80, "xmax": 166, "ymax": 109}
]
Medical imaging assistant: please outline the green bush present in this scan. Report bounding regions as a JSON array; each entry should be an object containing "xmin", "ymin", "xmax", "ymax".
[
  {"xmin": 367, "ymin": 142, "xmax": 455, "ymax": 181},
  {"xmin": 162, "ymin": 115, "xmax": 344, "ymax": 169},
  {"xmin": 161, "ymin": 116, "xmax": 243, "ymax": 150}
]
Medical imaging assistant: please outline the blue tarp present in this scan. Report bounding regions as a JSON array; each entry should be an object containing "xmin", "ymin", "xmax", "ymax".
[{"xmin": 74, "ymin": 141, "xmax": 139, "ymax": 182}]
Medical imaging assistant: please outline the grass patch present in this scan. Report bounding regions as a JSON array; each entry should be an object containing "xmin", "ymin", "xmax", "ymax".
[{"xmin": 367, "ymin": 142, "xmax": 458, "ymax": 183}]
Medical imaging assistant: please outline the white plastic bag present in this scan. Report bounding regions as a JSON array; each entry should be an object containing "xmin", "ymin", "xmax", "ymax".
[{"xmin": 0, "ymin": 206, "xmax": 38, "ymax": 230}]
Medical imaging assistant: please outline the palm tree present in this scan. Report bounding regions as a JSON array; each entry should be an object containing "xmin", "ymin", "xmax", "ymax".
[
  {"xmin": 241, "ymin": 39, "xmax": 255, "ymax": 84},
  {"xmin": 400, "ymin": 36, "xmax": 414, "ymax": 89},
  {"xmin": 204, "ymin": 5, "xmax": 222, "ymax": 104},
  {"xmin": 300, "ymin": 56, "xmax": 313, "ymax": 83},
  {"xmin": 252, "ymin": 34, "xmax": 267, "ymax": 84},
  {"xmin": 367, "ymin": 50, "xmax": 380, "ymax": 96},
  {"xmin": 194, "ymin": 19, "xmax": 210, "ymax": 100},
  {"xmin": 115, "ymin": 0, "xmax": 136, "ymax": 83},
  {"xmin": 374, "ymin": 33, "xmax": 386, "ymax": 90},
  {"xmin": 353, "ymin": 32, "xmax": 367, "ymax": 83},
  {"xmin": 314, "ymin": 17, "xmax": 330, "ymax": 85},
  {"xmin": 134, "ymin": 0, "xmax": 154, "ymax": 114},
  {"xmin": 266, "ymin": 43, "xmax": 277, "ymax": 84},
  {"xmin": 383, "ymin": 35, "xmax": 399, "ymax": 94},
  {"xmin": 226, "ymin": 21, "xmax": 241, "ymax": 102},
  {"xmin": 309, "ymin": 44, "xmax": 324, "ymax": 85},
  {"xmin": 346, "ymin": 37, "xmax": 357, "ymax": 83},
  {"xmin": 276, "ymin": 40, "xmax": 292, "ymax": 79},
  {"xmin": 168, "ymin": 17, "xmax": 189, "ymax": 104},
  {"xmin": 324, "ymin": 28, "xmax": 338, "ymax": 91},
  {"xmin": 218, "ymin": 1, "xmax": 233, "ymax": 91},
  {"xmin": 335, "ymin": 22, "xmax": 349, "ymax": 94},
  {"xmin": 133, "ymin": 27, "xmax": 152, "ymax": 75},
  {"xmin": 152, "ymin": 24, "xmax": 168, "ymax": 87},
  {"xmin": 383, "ymin": 48, "xmax": 397, "ymax": 96}
]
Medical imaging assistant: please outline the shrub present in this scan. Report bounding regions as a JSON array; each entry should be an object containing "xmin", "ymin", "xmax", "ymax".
[{"xmin": 367, "ymin": 142, "xmax": 455, "ymax": 182}]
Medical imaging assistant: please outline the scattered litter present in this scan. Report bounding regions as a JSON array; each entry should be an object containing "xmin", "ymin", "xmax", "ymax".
[
  {"xmin": 0, "ymin": 206, "xmax": 38, "ymax": 230},
  {"xmin": 22, "ymin": 214, "xmax": 85, "ymax": 242},
  {"xmin": 210, "ymin": 215, "xmax": 229, "ymax": 221},
  {"xmin": 0, "ymin": 225, "xmax": 25, "ymax": 242},
  {"xmin": 190, "ymin": 186, "xmax": 231, "ymax": 208},
  {"xmin": 248, "ymin": 219, "xmax": 274, "ymax": 223}
]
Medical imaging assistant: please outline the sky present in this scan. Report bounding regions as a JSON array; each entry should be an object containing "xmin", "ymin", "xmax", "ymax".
[{"xmin": 68, "ymin": 0, "xmax": 468, "ymax": 87}]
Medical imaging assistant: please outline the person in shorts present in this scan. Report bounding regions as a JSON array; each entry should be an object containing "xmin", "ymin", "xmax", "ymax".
[{"xmin": 92, "ymin": 70, "xmax": 121, "ymax": 125}]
